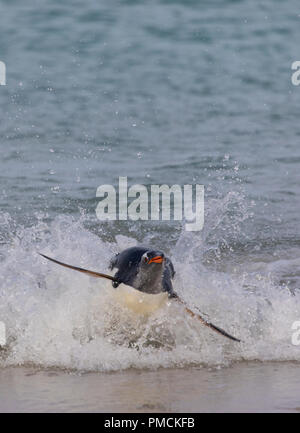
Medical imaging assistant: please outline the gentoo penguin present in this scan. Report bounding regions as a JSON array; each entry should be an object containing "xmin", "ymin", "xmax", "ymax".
[
  {"xmin": 109, "ymin": 246, "xmax": 176, "ymax": 297},
  {"xmin": 40, "ymin": 247, "xmax": 241, "ymax": 342}
]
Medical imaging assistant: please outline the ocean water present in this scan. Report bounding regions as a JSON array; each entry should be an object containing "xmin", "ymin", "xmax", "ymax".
[{"xmin": 1, "ymin": 0, "xmax": 300, "ymax": 372}]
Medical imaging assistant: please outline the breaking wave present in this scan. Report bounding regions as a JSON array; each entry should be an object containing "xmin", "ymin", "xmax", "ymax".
[{"xmin": 0, "ymin": 193, "xmax": 300, "ymax": 372}]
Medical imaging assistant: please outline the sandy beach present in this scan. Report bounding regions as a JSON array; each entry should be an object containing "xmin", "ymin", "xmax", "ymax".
[{"xmin": 1, "ymin": 362, "xmax": 300, "ymax": 413}]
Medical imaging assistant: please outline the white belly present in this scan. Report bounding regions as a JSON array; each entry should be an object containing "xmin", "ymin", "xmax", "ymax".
[{"xmin": 112, "ymin": 284, "xmax": 168, "ymax": 315}]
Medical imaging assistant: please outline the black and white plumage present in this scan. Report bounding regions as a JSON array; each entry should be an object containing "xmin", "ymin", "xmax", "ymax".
[
  {"xmin": 40, "ymin": 247, "xmax": 241, "ymax": 342},
  {"xmin": 109, "ymin": 246, "xmax": 176, "ymax": 297}
]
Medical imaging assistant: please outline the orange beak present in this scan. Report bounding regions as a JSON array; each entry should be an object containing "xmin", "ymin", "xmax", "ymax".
[{"xmin": 148, "ymin": 256, "xmax": 164, "ymax": 264}]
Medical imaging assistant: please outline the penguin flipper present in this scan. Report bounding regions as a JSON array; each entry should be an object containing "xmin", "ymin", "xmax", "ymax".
[
  {"xmin": 165, "ymin": 257, "xmax": 175, "ymax": 278},
  {"xmin": 39, "ymin": 253, "xmax": 117, "ymax": 283},
  {"xmin": 175, "ymin": 296, "xmax": 241, "ymax": 343}
]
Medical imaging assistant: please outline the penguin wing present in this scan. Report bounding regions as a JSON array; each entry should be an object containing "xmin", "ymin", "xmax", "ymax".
[
  {"xmin": 162, "ymin": 257, "xmax": 176, "ymax": 295},
  {"xmin": 165, "ymin": 257, "xmax": 175, "ymax": 279},
  {"xmin": 39, "ymin": 254, "xmax": 117, "ymax": 282}
]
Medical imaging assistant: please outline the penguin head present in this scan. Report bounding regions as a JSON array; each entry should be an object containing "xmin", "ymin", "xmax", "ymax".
[
  {"xmin": 140, "ymin": 250, "xmax": 165, "ymax": 267},
  {"xmin": 138, "ymin": 250, "xmax": 165, "ymax": 280},
  {"xmin": 111, "ymin": 247, "xmax": 167, "ymax": 293},
  {"xmin": 133, "ymin": 250, "xmax": 166, "ymax": 293}
]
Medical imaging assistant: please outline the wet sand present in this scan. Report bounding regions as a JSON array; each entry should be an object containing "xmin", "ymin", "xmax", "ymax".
[{"xmin": 1, "ymin": 362, "xmax": 300, "ymax": 413}]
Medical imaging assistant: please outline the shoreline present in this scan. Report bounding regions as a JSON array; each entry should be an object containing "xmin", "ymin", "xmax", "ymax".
[{"xmin": 1, "ymin": 361, "xmax": 300, "ymax": 413}]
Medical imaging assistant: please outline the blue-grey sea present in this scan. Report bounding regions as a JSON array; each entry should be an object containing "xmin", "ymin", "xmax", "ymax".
[{"xmin": 1, "ymin": 0, "xmax": 300, "ymax": 378}]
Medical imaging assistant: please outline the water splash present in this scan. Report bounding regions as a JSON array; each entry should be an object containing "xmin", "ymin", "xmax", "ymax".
[{"xmin": 0, "ymin": 201, "xmax": 300, "ymax": 372}]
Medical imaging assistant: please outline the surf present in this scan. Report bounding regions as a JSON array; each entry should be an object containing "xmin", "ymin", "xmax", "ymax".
[{"xmin": 0, "ymin": 210, "xmax": 299, "ymax": 372}]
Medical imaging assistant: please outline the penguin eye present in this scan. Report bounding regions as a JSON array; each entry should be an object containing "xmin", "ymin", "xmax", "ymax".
[{"xmin": 143, "ymin": 256, "xmax": 148, "ymax": 263}]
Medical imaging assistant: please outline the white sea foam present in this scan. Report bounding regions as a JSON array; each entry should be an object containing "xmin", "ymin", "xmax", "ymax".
[{"xmin": 0, "ymin": 205, "xmax": 300, "ymax": 372}]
